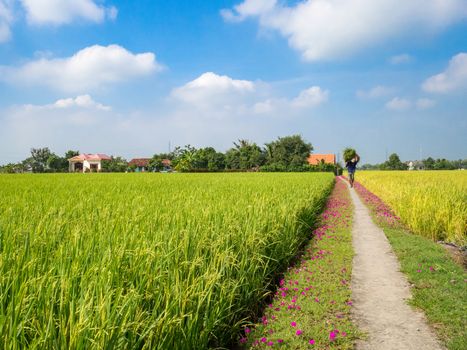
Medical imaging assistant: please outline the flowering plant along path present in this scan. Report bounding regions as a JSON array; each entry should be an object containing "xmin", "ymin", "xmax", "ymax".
[{"xmin": 348, "ymin": 179, "xmax": 443, "ymax": 350}]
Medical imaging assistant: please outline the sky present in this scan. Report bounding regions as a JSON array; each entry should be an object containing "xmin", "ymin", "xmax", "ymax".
[{"xmin": 0, "ymin": 0, "xmax": 466, "ymax": 165}]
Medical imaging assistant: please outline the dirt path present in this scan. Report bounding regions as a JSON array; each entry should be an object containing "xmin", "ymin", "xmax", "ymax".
[{"xmin": 348, "ymin": 185, "xmax": 444, "ymax": 350}]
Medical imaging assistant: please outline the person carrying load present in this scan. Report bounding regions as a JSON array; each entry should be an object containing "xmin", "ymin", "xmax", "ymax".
[{"xmin": 343, "ymin": 148, "xmax": 360, "ymax": 188}]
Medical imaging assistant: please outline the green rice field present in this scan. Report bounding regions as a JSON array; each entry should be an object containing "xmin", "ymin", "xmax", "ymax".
[{"xmin": 0, "ymin": 173, "xmax": 334, "ymax": 349}]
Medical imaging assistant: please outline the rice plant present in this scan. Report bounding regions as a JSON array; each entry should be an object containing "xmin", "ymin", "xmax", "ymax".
[
  {"xmin": 356, "ymin": 171, "xmax": 466, "ymax": 245},
  {"xmin": 0, "ymin": 172, "xmax": 334, "ymax": 349}
]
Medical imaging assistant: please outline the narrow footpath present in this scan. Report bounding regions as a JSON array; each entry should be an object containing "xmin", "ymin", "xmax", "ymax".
[{"xmin": 348, "ymin": 184, "xmax": 443, "ymax": 350}]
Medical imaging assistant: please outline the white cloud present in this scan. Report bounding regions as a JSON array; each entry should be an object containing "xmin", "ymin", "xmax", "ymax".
[
  {"xmin": 171, "ymin": 72, "xmax": 256, "ymax": 113},
  {"xmin": 416, "ymin": 98, "xmax": 436, "ymax": 110},
  {"xmin": 291, "ymin": 86, "xmax": 328, "ymax": 108},
  {"xmin": 252, "ymin": 99, "xmax": 275, "ymax": 114},
  {"xmin": 172, "ymin": 72, "xmax": 328, "ymax": 116},
  {"xmin": 223, "ymin": 0, "xmax": 467, "ymax": 61},
  {"xmin": 422, "ymin": 53, "xmax": 467, "ymax": 93},
  {"xmin": 221, "ymin": 0, "xmax": 276, "ymax": 22},
  {"xmin": 389, "ymin": 54, "xmax": 413, "ymax": 65},
  {"xmin": 44, "ymin": 94, "xmax": 111, "ymax": 111},
  {"xmin": 172, "ymin": 72, "xmax": 255, "ymax": 103},
  {"xmin": 20, "ymin": 0, "xmax": 117, "ymax": 25},
  {"xmin": 252, "ymin": 86, "xmax": 328, "ymax": 114},
  {"xmin": 386, "ymin": 97, "xmax": 411, "ymax": 111},
  {"xmin": 17, "ymin": 95, "xmax": 111, "ymax": 125},
  {"xmin": 0, "ymin": 0, "xmax": 13, "ymax": 43},
  {"xmin": 356, "ymin": 85, "xmax": 394, "ymax": 99},
  {"xmin": 0, "ymin": 44, "xmax": 162, "ymax": 92}
]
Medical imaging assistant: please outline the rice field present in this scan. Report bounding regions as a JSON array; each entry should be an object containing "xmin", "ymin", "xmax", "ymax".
[
  {"xmin": 356, "ymin": 171, "xmax": 467, "ymax": 246},
  {"xmin": 0, "ymin": 173, "xmax": 334, "ymax": 349}
]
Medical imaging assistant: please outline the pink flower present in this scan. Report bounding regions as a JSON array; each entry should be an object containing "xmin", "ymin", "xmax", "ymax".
[
  {"xmin": 329, "ymin": 331, "xmax": 337, "ymax": 341},
  {"xmin": 296, "ymin": 330, "xmax": 302, "ymax": 336},
  {"xmin": 277, "ymin": 339, "xmax": 283, "ymax": 343},
  {"xmin": 245, "ymin": 327, "xmax": 251, "ymax": 334},
  {"xmin": 261, "ymin": 337, "xmax": 267, "ymax": 343},
  {"xmin": 267, "ymin": 341, "xmax": 274, "ymax": 346},
  {"xmin": 309, "ymin": 339, "xmax": 315, "ymax": 345},
  {"xmin": 240, "ymin": 337, "xmax": 247, "ymax": 344},
  {"xmin": 290, "ymin": 321, "xmax": 296, "ymax": 327}
]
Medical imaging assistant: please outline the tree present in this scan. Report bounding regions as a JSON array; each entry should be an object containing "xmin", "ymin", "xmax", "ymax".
[
  {"xmin": 265, "ymin": 135, "xmax": 313, "ymax": 169},
  {"xmin": 0, "ymin": 163, "xmax": 17, "ymax": 173},
  {"xmin": 192, "ymin": 147, "xmax": 225, "ymax": 171},
  {"xmin": 65, "ymin": 150, "xmax": 79, "ymax": 159},
  {"xmin": 30, "ymin": 147, "xmax": 53, "ymax": 172},
  {"xmin": 101, "ymin": 156, "xmax": 128, "ymax": 172},
  {"xmin": 47, "ymin": 154, "xmax": 68, "ymax": 172},
  {"xmin": 149, "ymin": 155, "xmax": 165, "ymax": 172},
  {"xmin": 423, "ymin": 157, "xmax": 435, "ymax": 170},
  {"xmin": 225, "ymin": 140, "xmax": 265, "ymax": 170},
  {"xmin": 170, "ymin": 145, "xmax": 197, "ymax": 172},
  {"xmin": 381, "ymin": 153, "xmax": 407, "ymax": 170}
]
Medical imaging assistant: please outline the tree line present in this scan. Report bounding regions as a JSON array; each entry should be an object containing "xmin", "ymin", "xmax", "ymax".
[
  {"xmin": 0, "ymin": 135, "xmax": 340, "ymax": 174},
  {"xmin": 360, "ymin": 153, "xmax": 467, "ymax": 170}
]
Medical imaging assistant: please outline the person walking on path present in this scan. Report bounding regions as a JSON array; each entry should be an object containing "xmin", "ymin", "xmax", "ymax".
[{"xmin": 345, "ymin": 153, "xmax": 360, "ymax": 188}]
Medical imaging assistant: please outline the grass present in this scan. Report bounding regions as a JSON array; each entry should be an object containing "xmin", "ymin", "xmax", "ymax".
[
  {"xmin": 353, "ymin": 180, "xmax": 467, "ymax": 350},
  {"xmin": 356, "ymin": 170, "xmax": 467, "ymax": 245},
  {"xmin": 245, "ymin": 177, "xmax": 360, "ymax": 349},
  {"xmin": 384, "ymin": 229, "xmax": 467, "ymax": 350},
  {"xmin": 0, "ymin": 172, "xmax": 334, "ymax": 349}
]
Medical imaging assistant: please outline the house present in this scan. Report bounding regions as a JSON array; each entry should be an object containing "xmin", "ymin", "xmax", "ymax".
[
  {"xmin": 162, "ymin": 159, "xmax": 172, "ymax": 171},
  {"xmin": 129, "ymin": 158, "xmax": 151, "ymax": 172},
  {"xmin": 307, "ymin": 154, "xmax": 336, "ymax": 165},
  {"xmin": 68, "ymin": 153, "xmax": 111, "ymax": 173},
  {"xmin": 407, "ymin": 160, "xmax": 424, "ymax": 171}
]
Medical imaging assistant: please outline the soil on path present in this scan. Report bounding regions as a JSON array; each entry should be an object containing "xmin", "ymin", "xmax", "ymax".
[{"xmin": 348, "ymin": 184, "xmax": 444, "ymax": 350}]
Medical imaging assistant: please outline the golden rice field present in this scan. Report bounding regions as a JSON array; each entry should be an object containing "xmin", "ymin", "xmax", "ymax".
[
  {"xmin": 356, "ymin": 171, "xmax": 467, "ymax": 246},
  {"xmin": 0, "ymin": 173, "xmax": 334, "ymax": 349}
]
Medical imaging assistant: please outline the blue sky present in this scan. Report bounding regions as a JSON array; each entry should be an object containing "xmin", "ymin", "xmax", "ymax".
[{"xmin": 0, "ymin": 0, "xmax": 466, "ymax": 164}]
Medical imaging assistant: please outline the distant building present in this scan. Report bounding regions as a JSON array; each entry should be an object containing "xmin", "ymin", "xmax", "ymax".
[
  {"xmin": 129, "ymin": 158, "xmax": 151, "ymax": 172},
  {"xmin": 162, "ymin": 159, "xmax": 172, "ymax": 171},
  {"xmin": 307, "ymin": 154, "xmax": 336, "ymax": 165},
  {"xmin": 128, "ymin": 158, "xmax": 172, "ymax": 172},
  {"xmin": 407, "ymin": 160, "xmax": 424, "ymax": 171},
  {"xmin": 68, "ymin": 154, "xmax": 111, "ymax": 173}
]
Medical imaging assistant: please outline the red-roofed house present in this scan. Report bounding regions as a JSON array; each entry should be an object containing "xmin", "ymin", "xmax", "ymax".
[
  {"xmin": 68, "ymin": 153, "xmax": 111, "ymax": 173},
  {"xmin": 128, "ymin": 158, "xmax": 151, "ymax": 172},
  {"xmin": 162, "ymin": 159, "xmax": 171, "ymax": 169},
  {"xmin": 307, "ymin": 154, "xmax": 336, "ymax": 165}
]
